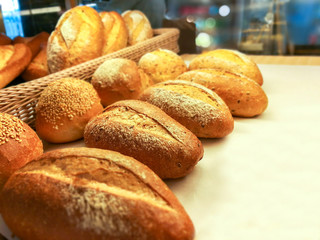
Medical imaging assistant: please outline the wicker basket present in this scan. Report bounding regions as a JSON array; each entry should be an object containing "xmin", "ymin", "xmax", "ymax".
[{"xmin": 0, "ymin": 28, "xmax": 180, "ymax": 128}]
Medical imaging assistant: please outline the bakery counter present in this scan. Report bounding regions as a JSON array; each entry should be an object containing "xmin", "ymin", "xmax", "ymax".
[{"xmin": 1, "ymin": 63, "xmax": 320, "ymax": 239}]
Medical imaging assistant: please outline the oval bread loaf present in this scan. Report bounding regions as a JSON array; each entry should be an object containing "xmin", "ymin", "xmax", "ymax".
[
  {"xmin": 139, "ymin": 80, "xmax": 234, "ymax": 138},
  {"xmin": 177, "ymin": 69, "xmax": 268, "ymax": 117},
  {"xmin": 84, "ymin": 100, "xmax": 203, "ymax": 179},
  {"xmin": 0, "ymin": 147, "xmax": 195, "ymax": 240},
  {"xmin": 189, "ymin": 49, "xmax": 263, "ymax": 85}
]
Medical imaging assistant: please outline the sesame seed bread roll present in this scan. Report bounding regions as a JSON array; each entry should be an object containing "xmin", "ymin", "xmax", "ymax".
[
  {"xmin": 0, "ymin": 147, "xmax": 195, "ymax": 240},
  {"xmin": 91, "ymin": 58, "xmax": 152, "ymax": 106},
  {"xmin": 189, "ymin": 49, "xmax": 263, "ymax": 85},
  {"xmin": 0, "ymin": 113, "xmax": 43, "ymax": 190},
  {"xmin": 139, "ymin": 80, "xmax": 234, "ymax": 138},
  {"xmin": 121, "ymin": 10, "xmax": 153, "ymax": 46},
  {"xmin": 35, "ymin": 78, "xmax": 103, "ymax": 143},
  {"xmin": 84, "ymin": 100, "xmax": 203, "ymax": 179},
  {"xmin": 47, "ymin": 6, "xmax": 103, "ymax": 73},
  {"xmin": 138, "ymin": 49, "xmax": 187, "ymax": 84},
  {"xmin": 100, "ymin": 11, "xmax": 128, "ymax": 55},
  {"xmin": 177, "ymin": 69, "xmax": 268, "ymax": 117}
]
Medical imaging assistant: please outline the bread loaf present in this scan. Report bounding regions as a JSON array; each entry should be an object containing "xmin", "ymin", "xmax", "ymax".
[
  {"xmin": 138, "ymin": 49, "xmax": 187, "ymax": 84},
  {"xmin": 0, "ymin": 33, "xmax": 12, "ymax": 45},
  {"xmin": 122, "ymin": 10, "xmax": 153, "ymax": 46},
  {"xmin": 0, "ymin": 43, "xmax": 32, "ymax": 89},
  {"xmin": 35, "ymin": 78, "xmax": 103, "ymax": 143},
  {"xmin": 0, "ymin": 147, "xmax": 195, "ymax": 240},
  {"xmin": 47, "ymin": 6, "xmax": 104, "ymax": 73},
  {"xmin": 84, "ymin": 100, "xmax": 203, "ymax": 179},
  {"xmin": 140, "ymin": 80, "xmax": 234, "ymax": 138},
  {"xmin": 177, "ymin": 69, "xmax": 268, "ymax": 117},
  {"xmin": 189, "ymin": 49, "xmax": 263, "ymax": 85},
  {"xmin": 91, "ymin": 58, "xmax": 152, "ymax": 106},
  {"xmin": 100, "ymin": 11, "xmax": 128, "ymax": 55},
  {"xmin": 0, "ymin": 112, "xmax": 43, "ymax": 190}
]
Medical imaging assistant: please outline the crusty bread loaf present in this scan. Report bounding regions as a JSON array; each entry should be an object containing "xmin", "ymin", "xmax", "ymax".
[
  {"xmin": 47, "ymin": 6, "xmax": 103, "ymax": 73},
  {"xmin": 0, "ymin": 147, "xmax": 195, "ymax": 240},
  {"xmin": 121, "ymin": 10, "xmax": 153, "ymax": 46},
  {"xmin": 177, "ymin": 69, "xmax": 268, "ymax": 117},
  {"xmin": 138, "ymin": 48, "xmax": 187, "ymax": 84},
  {"xmin": 35, "ymin": 78, "xmax": 103, "ymax": 143},
  {"xmin": 0, "ymin": 33, "xmax": 12, "ymax": 45},
  {"xmin": 21, "ymin": 42, "xmax": 48, "ymax": 81},
  {"xmin": 84, "ymin": 100, "xmax": 203, "ymax": 179},
  {"xmin": 91, "ymin": 58, "xmax": 152, "ymax": 106},
  {"xmin": 0, "ymin": 43, "xmax": 32, "ymax": 89},
  {"xmin": 0, "ymin": 112, "xmax": 43, "ymax": 190},
  {"xmin": 189, "ymin": 49, "xmax": 263, "ymax": 85},
  {"xmin": 140, "ymin": 80, "xmax": 234, "ymax": 138},
  {"xmin": 100, "ymin": 11, "xmax": 128, "ymax": 55}
]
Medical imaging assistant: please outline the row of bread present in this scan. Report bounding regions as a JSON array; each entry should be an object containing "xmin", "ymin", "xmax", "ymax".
[
  {"xmin": 0, "ymin": 47, "xmax": 268, "ymax": 239},
  {"xmin": 0, "ymin": 6, "xmax": 153, "ymax": 89}
]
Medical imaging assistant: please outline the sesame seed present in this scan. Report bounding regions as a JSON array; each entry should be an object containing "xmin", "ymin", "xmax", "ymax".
[{"xmin": 0, "ymin": 113, "xmax": 25, "ymax": 145}]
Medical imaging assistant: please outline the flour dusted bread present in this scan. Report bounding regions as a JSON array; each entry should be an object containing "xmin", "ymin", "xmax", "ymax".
[
  {"xmin": 177, "ymin": 69, "xmax": 268, "ymax": 117},
  {"xmin": 91, "ymin": 58, "xmax": 152, "ymax": 106},
  {"xmin": 84, "ymin": 100, "xmax": 203, "ymax": 179},
  {"xmin": 35, "ymin": 78, "xmax": 103, "ymax": 143},
  {"xmin": 0, "ymin": 147, "xmax": 195, "ymax": 240},
  {"xmin": 138, "ymin": 49, "xmax": 187, "ymax": 84},
  {"xmin": 0, "ymin": 113, "xmax": 43, "ymax": 190},
  {"xmin": 122, "ymin": 10, "xmax": 153, "ymax": 46},
  {"xmin": 100, "ymin": 11, "xmax": 128, "ymax": 55},
  {"xmin": 0, "ymin": 43, "xmax": 32, "ymax": 89},
  {"xmin": 140, "ymin": 80, "xmax": 234, "ymax": 138},
  {"xmin": 47, "ymin": 6, "xmax": 103, "ymax": 73},
  {"xmin": 189, "ymin": 49, "xmax": 263, "ymax": 85}
]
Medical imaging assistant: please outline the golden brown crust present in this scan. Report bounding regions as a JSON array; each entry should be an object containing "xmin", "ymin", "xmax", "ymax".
[
  {"xmin": 91, "ymin": 58, "xmax": 152, "ymax": 106},
  {"xmin": 84, "ymin": 100, "xmax": 203, "ymax": 179},
  {"xmin": 47, "ymin": 6, "xmax": 103, "ymax": 73},
  {"xmin": 189, "ymin": 49, "xmax": 263, "ymax": 85},
  {"xmin": 35, "ymin": 78, "xmax": 103, "ymax": 143},
  {"xmin": 0, "ymin": 43, "xmax": 32, "ymax": 89},
  {"xmin": 100, "ymin": 11, "xmax": 128, "ymax": 55},
  {"xmin": 140, "ymin": 80, "xmax": 234, "ymax": 138},
  {"xmin": 0, "ymin": 113, "xmax": 43, "ymax": 190},
  {"xmin": 177, "ymin": 69, "xmax": 268, "ymax": 117},
  {"xmin": 0, "ymin": 33, "xmax": 12, "ymax": 45},
  {"xmin": 0, "ymin": 147, "xmax": 195, "ymax": 240}
]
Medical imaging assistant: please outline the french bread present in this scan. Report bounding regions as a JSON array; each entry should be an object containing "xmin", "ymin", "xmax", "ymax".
[{"xmin": 0, "ymin": 147, "xmax": 195, "ymax": 240}]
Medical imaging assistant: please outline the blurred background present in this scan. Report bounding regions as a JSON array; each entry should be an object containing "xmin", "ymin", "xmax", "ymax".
[{"xmin": 0, "ymin": 0, "xmax": 319, "ymax": 55}]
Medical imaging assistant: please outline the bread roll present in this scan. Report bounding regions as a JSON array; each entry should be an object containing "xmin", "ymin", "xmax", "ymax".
[
  {"xmin": 91, "ymin": 58, "xmax": 152, "ymax": 106},
  {"xmin": 189, "ymin": 49, "xmax": 263, "ymax": 85},
  {"xmin": 177, "ymin": 69, "xmax": 268, "ymax": 117},
  {"xmin": 47, "ymin": 6, "xmax": 103, "ymax": 73},
  {"xmin": 84, "ymin": 100, "xmax": 203, "ymax": 179},
  {"xmin": 0, "ymin": 33, "xmax": 12, "ymax": 45},
  {"xmin": 0, "ymin": 43, "xmax": 32, "ymax": 89},
  {"xmin": 21, "ymin": 42, "xmax": 48, "ymax": 81},
  {"xmin": 35, "ymin": 78, "xmax": 103, "ymax": 143},
  {"xmin": 140, "ymin": 80, "xmax": 234, "ymax": 138},
  {"xmin": 0, "ymin": 112, "xmax": 43, "ymax": 190},
  {"xmin": 100, "ymin": 11, "xmax": 128, "ymax": 55},
  {"xmin": 138, "ymin": 49, "xmax": 187, "ymax": 84},
  {"xmin": 0, "ymin": 147, "xmax": 195, "ymax": 240},
  {"xmin": 121, "ymin": 10, "xmax": 153, "ymax": 46}
]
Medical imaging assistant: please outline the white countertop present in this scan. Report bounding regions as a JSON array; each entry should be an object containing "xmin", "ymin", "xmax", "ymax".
[{"xmin": 1, "ymin": 64, "xmax": 320, "ymax": 240}]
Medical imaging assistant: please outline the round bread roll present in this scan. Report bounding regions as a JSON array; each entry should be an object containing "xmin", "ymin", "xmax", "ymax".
[
  {"xmin": 1, "ymin": 147, "xmax": 195, "ymax": 240},
  {"xmin": 91, "ymin": 58, "xmax": 152, "ymax": 106},
  {"xmin": 0, "ymin": 112, "xmax": 43, "ymax": 190},
  {"xmin": 121, "ymin": 10, "xmax": 153, "ymax": 46},
  {"xmin": 138, "ymin": 48, "xmax": 187, "ymax": 84},
  {"xmin": 189, "ymin": 49, "xmax": 263, "ymax": 85},
  {"xmin": 35, "ymin": 78, "xmax": 103, "ymax": 143},
  {"xmin": 139, "ymin": 80, "xmax": 234, "ymax": 138},
  {"xmin": 100, "ymin": 11, "xmax": 128, "ymax": 55},
  {"xmin": 47, "ymin": 6, "xmax": 103, "ymax": 73},
  {"xmin": 177, "ymin": 69, "xmax": 268, "ymax": 117}
]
